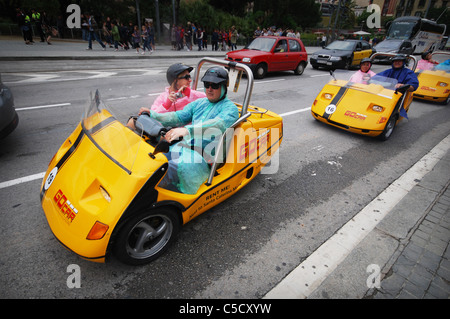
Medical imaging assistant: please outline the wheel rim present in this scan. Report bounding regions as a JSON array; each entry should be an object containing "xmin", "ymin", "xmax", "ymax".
[
  {"xmin": 125, "ymin": 214, "xmax": 173, "ymax": 260},
  {"xmin": 257, "ymin": 67, "xmax": 264, "ymax": 76},
  {"xmin": 296, "ymin": 64, "xmax": 304, "ymax": 74},
  {"xmin": 256, "ymin": 64, "xmax": 266, "ymax": 78},
  {"xmin": 384, "ymin": 117, "xmax": 395, "ymax": 138}
]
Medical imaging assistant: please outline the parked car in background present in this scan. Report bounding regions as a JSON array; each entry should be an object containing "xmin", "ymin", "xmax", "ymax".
[
  {"xmin": 225, "ymin": 36, "xmax": 308, "ymax": 79},
  {"xmin": 0, "ymin": 74, "xmax": 18, "ymax": 139},
  {"xmin": 372, "ymin": 39, "xmax": 414, "ymax": 64},
  {"xmin": 310, "ymin": 39, "xmax": 374, "ymax": 70}
]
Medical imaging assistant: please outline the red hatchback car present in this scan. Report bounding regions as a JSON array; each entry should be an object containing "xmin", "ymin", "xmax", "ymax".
[{"xmin": 225, "ymin": 36, "xmax": 308, "ymax": 79}]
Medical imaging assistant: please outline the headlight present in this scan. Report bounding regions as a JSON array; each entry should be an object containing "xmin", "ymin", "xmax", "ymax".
[
  {"xmin": 329, "ymin": 56, "xmax": 341, "ymax": 61},
  {"xmin": 324, "ymin": 93, "xmax": 333, "ymax": 100},
  {"xmin": 311, "ymin": 54, "xmax": 318, "ymax": 59},
  {"xmin": 242, "ymin": 57, "xmax": 251, "ymax": 63},
  {"xmin": 225, "ymin": 55, "xmax": 229, "ymax": 59},
  {"xmin": 438, "ymin": 82, "xmax": 448, "ymax": 87},
  {"xmin": 372, "ymin": 105, "xmax": 383, "ymax": 112}
]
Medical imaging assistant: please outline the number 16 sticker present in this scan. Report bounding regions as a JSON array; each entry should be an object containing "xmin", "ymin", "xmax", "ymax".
[{"xmin": 325, "ymin": 104, "xmax": 337, "ymax": 115}]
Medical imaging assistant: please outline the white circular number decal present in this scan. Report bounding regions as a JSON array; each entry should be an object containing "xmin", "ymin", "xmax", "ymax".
[
  {"xmin": 44, "ymin": 167, "xmax": 58, "ymax": 190},
  {"xmin": 325, "ymin": 104, "xmax": 337, "ymax": 115}
]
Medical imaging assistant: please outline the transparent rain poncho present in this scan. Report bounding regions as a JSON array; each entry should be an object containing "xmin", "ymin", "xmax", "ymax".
[{"xmin": 150, "ymin": 96, "xmax": 239, "ymax": 194}]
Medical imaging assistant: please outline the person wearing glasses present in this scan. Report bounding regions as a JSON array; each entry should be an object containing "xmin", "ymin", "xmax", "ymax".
[
  {"xmin": 133, "ymin": 63, "xmax": 206, "ymax": 119},
  {"xmin": 127, "ymin": 63, "xmax": 205, "ymax": 130},
  {"xmin": 146, "ymin": 66, "xmax": 239, "ymax": 194}
]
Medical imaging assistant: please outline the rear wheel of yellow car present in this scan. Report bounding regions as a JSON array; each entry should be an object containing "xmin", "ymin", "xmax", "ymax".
[
  {"xmin": 378, "ymin": 114, "xmax": 398, "ymax": 141},
  {"xmin": 113, "ymin": 208, "xmax": 181, "ymax": 265}
]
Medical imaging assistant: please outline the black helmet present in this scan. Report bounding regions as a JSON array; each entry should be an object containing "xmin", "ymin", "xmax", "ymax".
[
  {"xmin": 166, "ymin": 63, "xmax": 193, "ymax": 85},
  {"xmin": 421, "ymin": 51, "xmax": 432, "ymax": 60},
  {"xmin": 360, "ymin": 58, "xmax": 372, "ymax": 66},
  {"xmin": 201, "ymin": 67, "xmax": 228, "ymax": 85},
  {"xmin": 391, "ymin": 54, "xmax": 407, "ymax": 63}
]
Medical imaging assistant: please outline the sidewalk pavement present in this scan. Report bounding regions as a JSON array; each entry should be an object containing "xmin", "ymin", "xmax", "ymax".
[
  {"xmin": 1, "ymin": 35, "xmax": 448, "ymax": 299},
  {"xmin": 266, "ymin": 137, "xmax": 449, "ymax": 299},
  {"xmin": 313, "ymin": 140, "xmax": 450, "ymax": 299},
  {"xmin": 0, "ymin": 35, "xmax": 318, "ymax": 61},
  {"xmin": 0, "ymin": 35, "xmax": 320, "ymax": 61}
]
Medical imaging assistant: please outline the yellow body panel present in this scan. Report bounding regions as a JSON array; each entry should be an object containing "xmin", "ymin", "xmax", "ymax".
[
  {"xmin": 352, "ymin": 49, "xmax": 373, "ymax": 67},
  {"xmin": 311, "ymin": 80, "xmax": 406, "ymax": 137},
  {"xmin": 41, "ymin": 104, "xmax": 282, "ymax": 262},
  {"xmin": 413, "ymin": 70, "xmax": 450, "ymax": 103}
]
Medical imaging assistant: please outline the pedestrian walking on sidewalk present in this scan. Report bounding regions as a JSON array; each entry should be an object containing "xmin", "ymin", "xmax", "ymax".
[
  {"xmin": 85, "ymin": 13, "xmax": 106, "ymax": 50},
  {"xmin": 141, "ymin": 25, "xmax": 152, "ymax": 54},
  {"xmin": 31, "ymin": 9, "xmax": 45, "ymax": 42},
  {"xmin": 132, "ymin": 25, "xmax": 141, "ymax": 54},
  {"xmin": 111, "ymin": 21, "xmax": 121, "ymax": 51},
  {"xmin": 16, "ymin": 8, "xmax": 33, "ymax": 45}
]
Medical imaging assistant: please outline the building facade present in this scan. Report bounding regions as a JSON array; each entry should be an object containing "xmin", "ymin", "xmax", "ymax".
[{"xmin": 318, "ymin": 0, "xmax": 449, "ymax": 18}]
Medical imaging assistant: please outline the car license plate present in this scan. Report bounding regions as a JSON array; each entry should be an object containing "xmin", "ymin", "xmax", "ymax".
[{"xmin": 317, "ymin": 60, "xmax": 327, "ymax": 64}]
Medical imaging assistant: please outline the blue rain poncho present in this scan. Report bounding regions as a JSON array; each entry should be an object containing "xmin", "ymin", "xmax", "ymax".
[
  {"xmin": 150, "ymin": 96, "xmax": 239, "ymax": 194},
  {"xmin": 434, "ymin": 59, "xmax": 450, "ymax": 72}
]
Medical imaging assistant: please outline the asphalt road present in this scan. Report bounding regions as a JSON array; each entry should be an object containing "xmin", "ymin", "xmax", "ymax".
[{"xmin": 0, "ymin": 58, "xmax": 449, "ymax": 299}]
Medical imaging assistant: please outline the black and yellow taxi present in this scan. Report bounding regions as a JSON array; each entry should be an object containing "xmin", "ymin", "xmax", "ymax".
[{"xmin": 310, "ymin": 39, "xmax": 374, "ymax": 70}]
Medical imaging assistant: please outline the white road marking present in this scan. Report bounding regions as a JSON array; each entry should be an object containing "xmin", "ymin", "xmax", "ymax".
[
  {"xmin": 280, "ymin": 108, "xmax": 310, "ymax": 117},
  {"xmin": 1, "ymin": 106, "xmax": 308, "ymax": 189},
  {"xmin": 264, "ymin": 133, "xmax": 450, "ymax": 299},
  {"xmin": 16, "ymin": 103, "xmax": 71, "ymax": 111},
  {"xmin": 0, "ymin": 172, "xmax": 45, "ymax": 190}
]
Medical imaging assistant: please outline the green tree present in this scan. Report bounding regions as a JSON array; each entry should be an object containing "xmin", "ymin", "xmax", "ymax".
[
  {"xmin": 252, "ymin": 0, "xmax": 321, "ymax": 30},
  {"xmin": 330, "ymin": 0, "xmax": 356, "ymax": 30}
]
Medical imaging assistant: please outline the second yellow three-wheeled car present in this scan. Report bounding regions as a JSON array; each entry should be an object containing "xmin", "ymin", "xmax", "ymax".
[{"xmin": 311, "ymin": 53, "xmax": 417, "ymax": 140}]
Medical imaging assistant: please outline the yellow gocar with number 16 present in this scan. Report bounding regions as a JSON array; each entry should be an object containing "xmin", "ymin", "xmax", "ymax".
[{"xmin": 311, "ymin": 53, "xmax": 417, "ymax": 141}]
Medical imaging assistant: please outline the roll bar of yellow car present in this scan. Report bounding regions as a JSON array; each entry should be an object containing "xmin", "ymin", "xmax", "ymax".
[
  {"xmin": 370, "ymin": 52, "xmax": 418, "ymax": 71},
  {"xmin": 192, "ymin": 57, "xmax": 254, "ymax": 117},
  {"xmin": 191, "ymin": 57, "xmax": 255, "ymax": 186},
  {"xmin": 431, "ymin": 51, "xmax": 450, "ymax": 59}
]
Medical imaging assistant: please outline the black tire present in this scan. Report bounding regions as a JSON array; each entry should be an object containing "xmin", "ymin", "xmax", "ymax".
[
  {"xmin": 254, "ymin": 63, "xmax": 267, "ymax": 79},
  {"xmin": 113, "ymin": 208, "xmax": 181, "ymax": 265},
  {"xmin": 443, "ymin": 94, "xmax": 450, "ymax": 105},
  {"xmin": 378, "ymin": 113, "xmax": 398, "ymax": 141},
  {"xmin": 294, "ymin": 62, "xmax": 305, "ymax": 75},
  {"xmin": 345, "ymin": 57, "xmax": 353, "ymax": 70}
]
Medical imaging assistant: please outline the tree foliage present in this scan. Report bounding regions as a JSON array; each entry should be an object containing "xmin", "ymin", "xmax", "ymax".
[
  {"xmin": 180, "ymin": 0, "xmax": 321, "ymax": 37},
  {"xmin": 2, "ymin": 0, "xmax": 322, "ymax": 36}
]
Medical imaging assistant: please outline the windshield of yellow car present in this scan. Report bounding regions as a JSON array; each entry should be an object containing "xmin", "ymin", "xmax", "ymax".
[
  {"xmin": 81, "ymin": 90, "xmax": 143, "ymax": 174},
  {"xmin": 330, "ymin": 73, "xmax": 399, "ymax": 93}
]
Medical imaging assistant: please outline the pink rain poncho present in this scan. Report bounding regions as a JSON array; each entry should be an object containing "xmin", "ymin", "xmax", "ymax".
[
  {"xmin": 150, "ymin": 87, "xmax": 206, "ymax": 113},
  {"xmin": 349, "ymin": 70, "xmax": 376, "ymax": 84}
]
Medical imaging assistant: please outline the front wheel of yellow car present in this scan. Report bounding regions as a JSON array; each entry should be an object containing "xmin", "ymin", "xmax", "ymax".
[
  {"xmin": 113, "ymin": 208, "xmax": 181, "ymax": 265},
  {"xmin": 378, "ymin": 114, "xmax": 398, "ymax": 141},
  {"xmin": 444, "ymin": 94, "xmax": 450, "ymax": 105}
]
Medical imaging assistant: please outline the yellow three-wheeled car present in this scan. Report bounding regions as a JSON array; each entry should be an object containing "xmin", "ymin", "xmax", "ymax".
[
  {"xmin": 40, "ymin": 58, "xmax": 283, "ymax": 265},
  {"xmin": 311, "ymin": 53, "xmax": 417, "ymax": 140}
]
